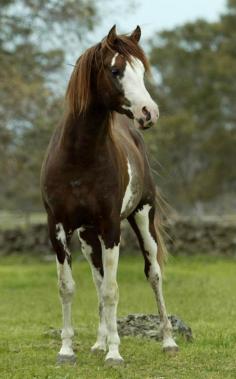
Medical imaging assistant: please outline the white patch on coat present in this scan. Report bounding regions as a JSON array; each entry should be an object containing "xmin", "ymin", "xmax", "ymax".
[
  {"xmin": 77, "ymin": 228, "xmax": 103, "ymax": 288},
  {"xmin": 134, "ymin": 204, "xmax": 178, "ymax": 350},
  {"xmin": 77, "ymin": 228, "xmax": 107, "ymax": 351},
  {"xmin": 121, "ymin": 160, "xmax": 134, "ymax": 216},
  {"xmin": 119, "ymin": 57, "xmax": 159, "ymax": 123},
  {"xmin": 56, "ymin": 223, "xmax": 70, "ymax": 256},
  {"xmin": 57, "ymin": 257, "xmax": 75, "ymax": 356},
  {"xmin": 134, "ymin": 204, "xmax": 161, "ymax": 277},
  {"xmin": 99, "ymin": 237, "xmax": 123, "ymax": 362}
]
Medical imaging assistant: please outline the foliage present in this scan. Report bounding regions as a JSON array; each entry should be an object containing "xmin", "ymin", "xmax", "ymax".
[
  {"xmin": 0, "ymin": 255, "xmax": 235, "ymax": 378},
  {"xmin": 0, "ymin": 0, "xmax": 99, "ymax": 210},
  {"xmin": 1, "ymin": 0, "xmax": 235, "ymax": 213},
  {"xmin": 147, "ymin": 0, "xmax": 236, "ymax": 211}
]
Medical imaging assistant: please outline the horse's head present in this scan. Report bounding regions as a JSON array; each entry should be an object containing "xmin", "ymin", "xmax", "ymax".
[
  {"xmin": 66, "ymin": 25, "xmax": 159, "ymax": 129},
  {"xmin": 98, "ymin": 25, "xmax": 159, "ymax": 129}
]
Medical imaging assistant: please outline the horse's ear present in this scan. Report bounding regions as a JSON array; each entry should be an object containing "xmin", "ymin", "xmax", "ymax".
[
  {"xmin": 107, "ymin": 25, "xmax": 117, "ymax": 44},
  {"xmin": 130, "ymin": 25, "xmax": 141, "ymax": 43}
]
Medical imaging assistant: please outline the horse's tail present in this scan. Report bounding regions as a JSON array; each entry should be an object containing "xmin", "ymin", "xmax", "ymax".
[{"xmin": 154, "ymin": 188, "xmax": 170, "ymax": 272}]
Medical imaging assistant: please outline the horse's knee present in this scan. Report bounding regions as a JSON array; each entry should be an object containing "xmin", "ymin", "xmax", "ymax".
[
  {"xmin": 58, "ymin": 278, "xmax": 75, "ymax": 302},
  {"xmin": 102, "ymin": 281, "xmax": 119, "ymax": 305}
]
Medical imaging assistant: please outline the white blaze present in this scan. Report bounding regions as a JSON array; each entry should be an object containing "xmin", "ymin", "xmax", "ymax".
[
  {"xmin": 120, "ymin": 57, "xmax": 158, "ymax": 119},
  {"xmin": 111, "ymin": 52, "xmax": 158, "ymax": 124},
  {"xmin": 111, "ymin": 52, "xmax": 119, "ymax": 67}
]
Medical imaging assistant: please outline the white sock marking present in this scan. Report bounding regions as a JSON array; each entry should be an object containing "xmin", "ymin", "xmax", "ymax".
[
  {"xmin": 134, "ymin": 204, "xmax": 177, "ymax": 349},
  {"xmin": 99, "ymin": 238, "xmax": 123, "ymax": 361},
  {"xmin": 78, "ymin": 228, "xmax": 107, "ymax": 351},
  {"xmin": 57, "ymin": 257, "xmax": 75, "ymax": 356}
]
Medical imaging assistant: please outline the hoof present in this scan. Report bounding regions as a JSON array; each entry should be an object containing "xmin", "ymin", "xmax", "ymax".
[
  {"xmin": 163, "ymin": 344, "xmax": 179, "ymax": 355},
  {"xmin": 105, "ymin": 357, "xmax": 124, "ymax": 367},
  {"xmin": 56, "ymin": 353, "xmax": 77, "ymax": 365}
]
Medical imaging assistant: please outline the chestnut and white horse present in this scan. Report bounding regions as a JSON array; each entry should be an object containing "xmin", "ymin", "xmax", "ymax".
[{"xmin": 41, "ymin": 25, "xmax": 178, "ymax": 366}]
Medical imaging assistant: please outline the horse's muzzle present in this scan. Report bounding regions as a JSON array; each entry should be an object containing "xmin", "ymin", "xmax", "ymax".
[{"xmin": 135, "ymin": 104, "xmax": 159, "ymax": 129}]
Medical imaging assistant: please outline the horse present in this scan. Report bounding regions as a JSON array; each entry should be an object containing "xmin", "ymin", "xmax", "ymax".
[{"xmin": 40, "ymin": 25, "xmax": 179, "ymax": 366}]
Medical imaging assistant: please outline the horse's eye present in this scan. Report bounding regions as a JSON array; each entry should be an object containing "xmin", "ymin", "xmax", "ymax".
[{"xmin": 111, "ymin": 67, "xmax": 120, "ymax": 77}]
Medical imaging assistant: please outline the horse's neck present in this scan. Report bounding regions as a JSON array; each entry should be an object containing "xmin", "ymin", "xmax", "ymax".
[{"xmin": 60, "ymin": 108, "xmax": 112, "ymax": 163}]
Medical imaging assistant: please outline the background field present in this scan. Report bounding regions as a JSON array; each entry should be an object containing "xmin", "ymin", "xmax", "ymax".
[{"xmin": 0, "ymin": 254, "xmax": 235, "ymax": 379}]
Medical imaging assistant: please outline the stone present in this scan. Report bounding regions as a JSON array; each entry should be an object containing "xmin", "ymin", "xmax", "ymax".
[{"xmin": 117, "ymin": 314, "xmax": 193, "ymax": 341}]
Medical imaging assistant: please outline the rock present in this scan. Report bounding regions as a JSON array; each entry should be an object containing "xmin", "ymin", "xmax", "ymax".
[
  {"xmin": 43, "ymin": 315, "xmax": 192, "ymax": 343},
  {"xmin": 117, "ymin": 314, "xmax": 193, "ymax": 341}
]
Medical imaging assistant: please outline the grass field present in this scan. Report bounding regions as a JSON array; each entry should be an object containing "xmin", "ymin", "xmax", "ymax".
[{"xmin": 0, "ymin": 254, "xmax": 235, "ymax": 379}]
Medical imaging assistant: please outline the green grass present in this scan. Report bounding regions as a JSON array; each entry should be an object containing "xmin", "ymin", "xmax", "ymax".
[{"xmin": 0, "ymin": 254, "xmax": 235, "ymax": 379}]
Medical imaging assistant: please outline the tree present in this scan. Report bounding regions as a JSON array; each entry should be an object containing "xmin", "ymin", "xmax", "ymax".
[
  {"xmin": 147, "ymin": 0, "xmax": 236, "ymax": 212},
  {"xmin": 0, "ymin": 0, "xmax": 99, "ymax": 210}
]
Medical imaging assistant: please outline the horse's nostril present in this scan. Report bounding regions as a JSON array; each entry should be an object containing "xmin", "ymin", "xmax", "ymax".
[
  {"xmin": 138, "ymin": 118, "xmax": 144, "ymax": 127},
  {"xmin": 142, "ymin": 106, "xmax": 151, "ymax": 121},
  {"xmin": 142, "ymin": 106, "xmax": 148, "ymax": 115}
]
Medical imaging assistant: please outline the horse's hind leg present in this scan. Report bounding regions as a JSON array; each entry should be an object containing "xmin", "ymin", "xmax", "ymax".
[
  {"xmin": 78, "ymin": 227, "xmax": 107, "ymax": 353},
  {"xmin": 48, "ymin": 219, "xmax": 76, "ymax": 363},
  {"xmin": 128, "ymin": 204, "xmax": 179, "ymax": 353}
]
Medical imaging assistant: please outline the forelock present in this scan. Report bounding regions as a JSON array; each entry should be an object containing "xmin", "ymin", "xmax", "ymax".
[{"xmin": 102, "ymin": 35, "xmax": 150, "ymax": 73}]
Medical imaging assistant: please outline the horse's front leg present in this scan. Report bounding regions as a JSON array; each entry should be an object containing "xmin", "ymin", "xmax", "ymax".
[
  {"xmin": 78, "ymin": 227, "xmax": 107, "ymax": 353},
  {"xmin": 99, "ymin": 226, "xmax": 123, "ymax": 365},
  {"xmin": 49, "ymin": 220, "xmax": 76, "ymax": 363}
]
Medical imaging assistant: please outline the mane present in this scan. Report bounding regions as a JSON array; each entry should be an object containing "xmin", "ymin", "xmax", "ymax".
[
  {"xmin": 66, "ymin": 43, "xmax": 101, "ymax": 117},
  {"xmin": 66, "ymin": 35, "xmax": 151, "ymax": 116}
]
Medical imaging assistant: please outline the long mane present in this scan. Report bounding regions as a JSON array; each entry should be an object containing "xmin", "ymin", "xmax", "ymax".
[
  {"xmin": 66, "ymin": 35, "xmax": 150, "ymax": 116},
  {"xmin": 66, "ymin": 43, "xmax": 101, "ymax": 116}
]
